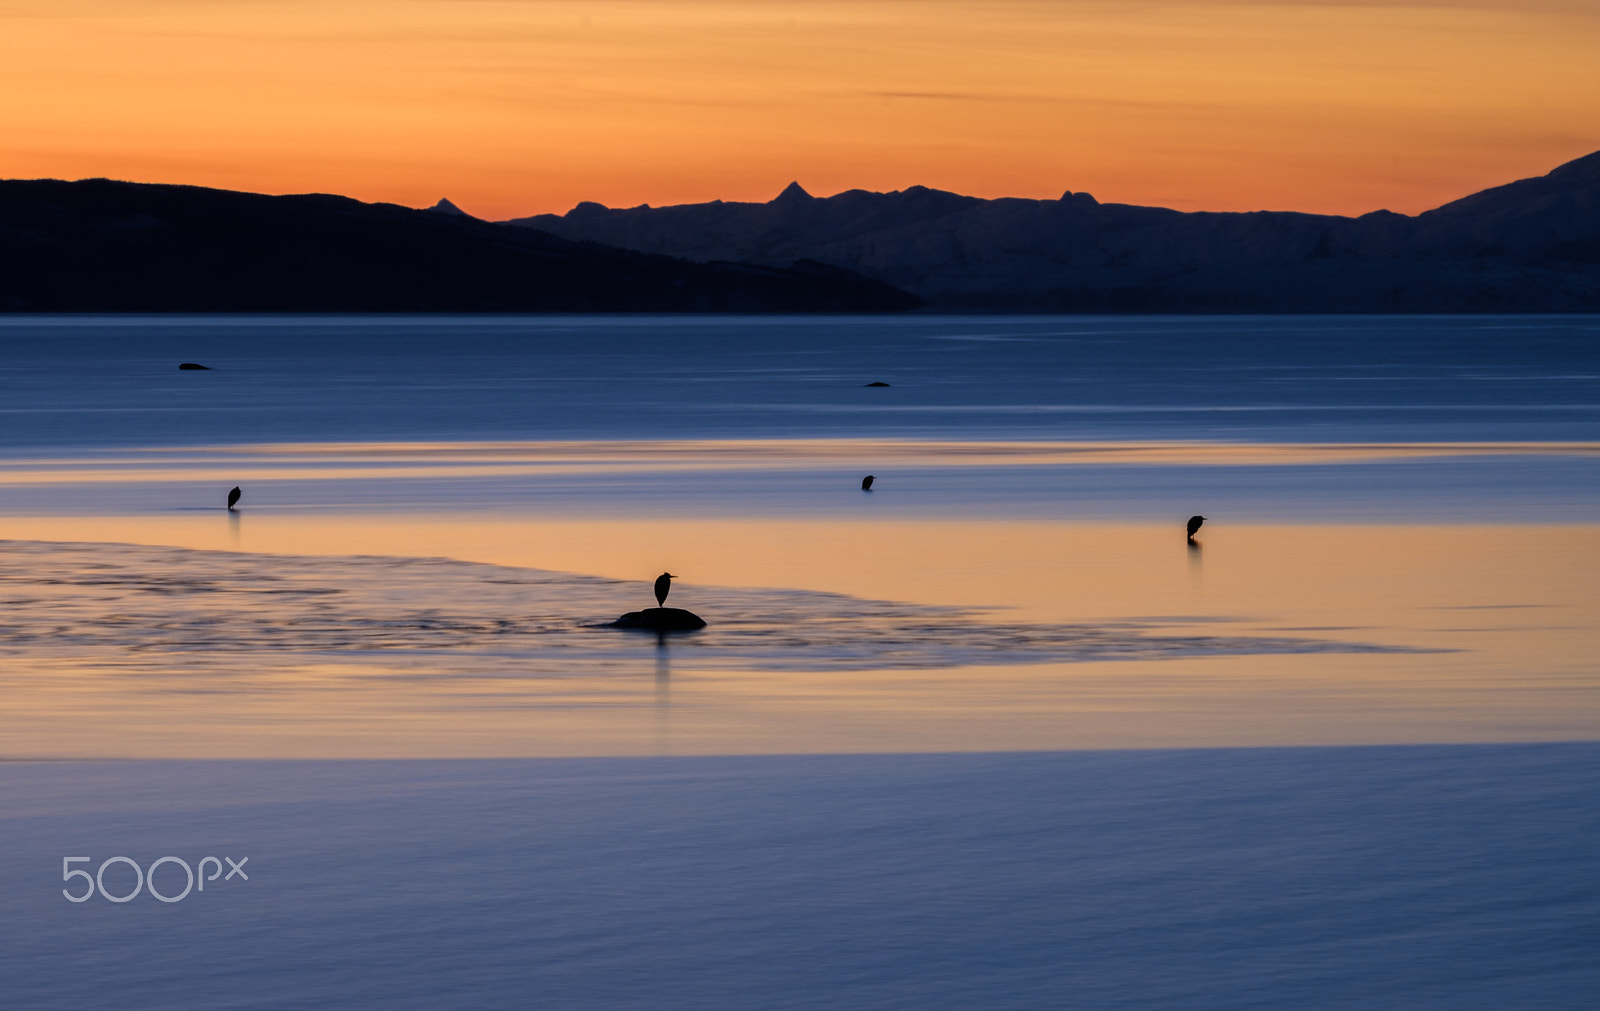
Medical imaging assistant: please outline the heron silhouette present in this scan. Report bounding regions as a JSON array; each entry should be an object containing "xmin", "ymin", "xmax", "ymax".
[
  {"xmin": 654, "ymin": 572, "xmax": 675, "ymax": 607},
  {"xmin": 861, "ymin": 475, "xmax": 875, "ymax": 491},
  {"xmin": 227, "ymin": 486, "xmax": 242, "ymax": 511},
  {"xmin": 1186, "ymin": 515, "xmax": 1206, "ymax": 541}
]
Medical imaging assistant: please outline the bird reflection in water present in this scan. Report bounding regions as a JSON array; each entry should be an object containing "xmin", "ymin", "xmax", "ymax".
[
  {"xmin": 654, "ymin": 630, "xmax": 671, "ymax": 702},
  {"xmin": 653, "ymin": 629, "xmax": 672, "ymax": 753}
]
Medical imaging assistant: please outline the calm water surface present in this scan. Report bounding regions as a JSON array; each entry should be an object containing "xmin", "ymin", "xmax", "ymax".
[
  {"xmin": 0, "ymin": 315, "xmax": 1595, "ymax": 1009},
  {"xmin": 1, "ymin": 313, "xmax": 1596, "ymax": 447},
  {"xmin": 0, "ymin": 314, "xmax": 1594, "ymax": 755}
]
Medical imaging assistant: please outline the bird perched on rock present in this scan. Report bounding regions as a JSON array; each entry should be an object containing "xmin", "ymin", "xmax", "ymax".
[
  {"xmin": 1186, "ymin": 515, "xmax": 1206, "ymax": 540},
  {"xmin": 227, "ymin": 486, "xmax": 242, "ymax": 511},
  {"xmin": 861, "ymin": 475, "xmax": 875, "ymax": 491},
  {"xmin": 654, "ymin": 572, "xmax": 675, "ymax": 607}
]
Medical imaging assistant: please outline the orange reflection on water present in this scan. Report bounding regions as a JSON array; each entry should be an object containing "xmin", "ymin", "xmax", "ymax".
[{"xmin": 0, "ymin": 515, "xmax": 1595, "ymax": 758}]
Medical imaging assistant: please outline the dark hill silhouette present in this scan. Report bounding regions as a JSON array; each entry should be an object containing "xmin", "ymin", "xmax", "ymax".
[
  {"xmin": 509, "ymin": 153, "xmax": 1600, "ymax": 311},
  {"xmin": 426, "ymin": 198, "xmax": 475, "ymax": 219},
  {"xmin": 0, "ymin": 179, "xmax": 919, "ymax": 312}
]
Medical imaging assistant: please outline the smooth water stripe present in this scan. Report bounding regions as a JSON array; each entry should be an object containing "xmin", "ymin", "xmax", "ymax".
[
  {"xmin": 2, "ymin": 748, "xmax": 1596, "ymax": 1010},
  {"xmin": 5, "ymin": 437, "xmax": 1599, "ymax": 475},
  {"xmin": 0, "ymin": 438, "xmax": 1596, "ymax": 521},
  {"xmin": 2, "ymin": 314, "xmax": 1596, "ymax": 447}
]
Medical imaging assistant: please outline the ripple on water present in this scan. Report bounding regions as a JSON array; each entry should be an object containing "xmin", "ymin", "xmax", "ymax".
[
  {"xmin": 0, "ymin": 540, "xmax": 1435, "ymax": 688},
  {"xmin": 0, "ymin": 537, "xmax": 1433, "ymax": 687}
]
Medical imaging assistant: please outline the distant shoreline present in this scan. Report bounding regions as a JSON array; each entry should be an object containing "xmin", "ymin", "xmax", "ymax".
[{"xmin": 5, "ymin": 150, "xmax": 1598, "ymax": 313}]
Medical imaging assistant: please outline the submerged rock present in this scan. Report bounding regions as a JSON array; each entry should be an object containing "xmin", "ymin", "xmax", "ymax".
[{"xmin": 609, "ymin": 607, "xmax": 707, "ymax": 631}]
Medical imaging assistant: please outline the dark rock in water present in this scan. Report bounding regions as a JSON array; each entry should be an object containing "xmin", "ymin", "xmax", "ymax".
[
  {"xmin": 864, "ymin": 381, "xmax": 890, "ymax": 387},
  {"xmin": 609, "ymin": 607, "xmax": 707, "ymax": 631},
  {"xmin": 178, "ymin": 362, "xmax": 211, "ymax": 370}
]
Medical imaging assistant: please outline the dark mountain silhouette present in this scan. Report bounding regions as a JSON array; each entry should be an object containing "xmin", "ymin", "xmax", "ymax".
[
  {"xmin": 0, "ymin": 179, "xmax": 919, "ymax": 312},
  {"xmin": 509, "ymin": 153, "xmax": 1600, "ymax": 311}
]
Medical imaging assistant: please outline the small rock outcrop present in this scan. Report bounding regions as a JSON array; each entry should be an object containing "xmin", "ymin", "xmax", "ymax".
[
  {"xmin": 609, "ymin": 607, "xmax": 707, "ymax": 631},
  {"xmin": 178, "ymin": 362, "xmax": 211, "ymax": 370}
]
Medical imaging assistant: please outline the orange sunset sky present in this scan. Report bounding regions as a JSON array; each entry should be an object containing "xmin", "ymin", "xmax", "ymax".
[{"xmin": 2, "ymin": 1, "xmax": 1597, "ymax": 221}]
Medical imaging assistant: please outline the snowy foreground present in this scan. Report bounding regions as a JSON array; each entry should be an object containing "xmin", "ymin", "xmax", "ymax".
[{"xmin": 2, "ymin": 745, "xmax": 1595, "ymax": 1009}]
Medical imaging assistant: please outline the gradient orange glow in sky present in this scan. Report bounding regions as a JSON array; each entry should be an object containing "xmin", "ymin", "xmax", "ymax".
[{"xmin": 2, "ymin": 1, "xmax": 1597, "ymax": 219}]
